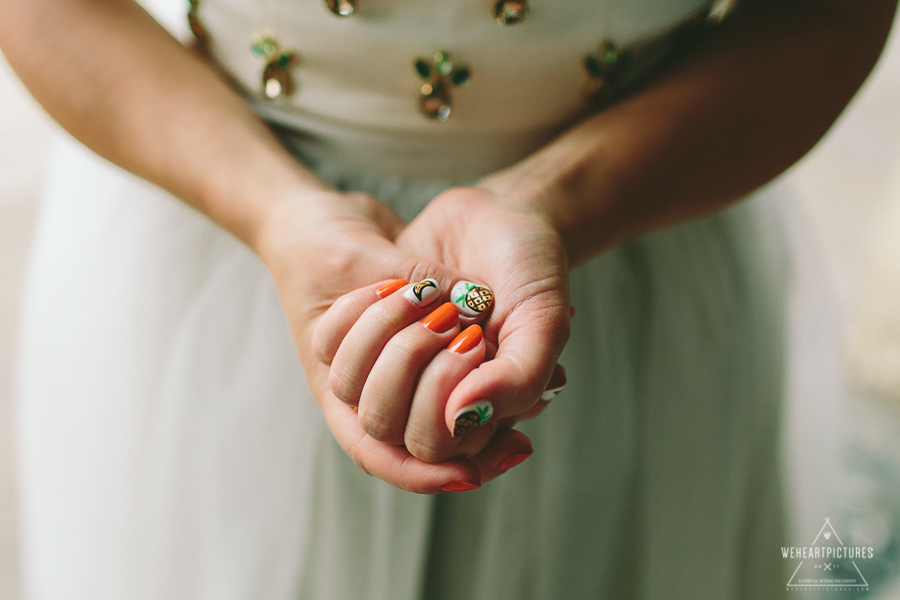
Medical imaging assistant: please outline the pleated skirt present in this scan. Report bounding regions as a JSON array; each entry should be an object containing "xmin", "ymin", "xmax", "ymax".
[{"xmin": 15, "ymin": 133, "xmax": 790, "ymax": 600}]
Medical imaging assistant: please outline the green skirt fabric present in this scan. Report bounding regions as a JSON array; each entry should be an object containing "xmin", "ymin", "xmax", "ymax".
[{"xmin": 15, "ymin": 135, "xmax": 789, "ymax": 600}]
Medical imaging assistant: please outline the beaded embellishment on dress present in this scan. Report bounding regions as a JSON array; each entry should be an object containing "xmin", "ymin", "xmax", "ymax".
[
  {"xmin": 250, "ymin": 35, "xmax": 300, "ymax": 99},
  {"xmin": 413, "ymin": 52, "xmax": 471, "ymax": 121}
]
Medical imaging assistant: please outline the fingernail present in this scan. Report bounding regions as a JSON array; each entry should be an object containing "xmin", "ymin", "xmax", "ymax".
[
  {"xmin": 542, "ymin": 365, "xmax": 567, "ymax": 401},
  {"xmin": 403, "ymin": 278, "xmax": 439, "ymax": 307},
  {"xmin": 447, "ymin": 325, "xmax": 483, "ymax": 354},
  {"xmin": 499, "ymin": 452, "xmax": 532, "ymax": 471},
  {"xmin": 541, "ymin": 384, "xmax": 566, "ymax": 401},
  {"xmin": 441, "ymin": 481, "xmax": 481, "ymax": 492},
  {"xmin": 450, "ymin": 281, "xmax": 494, "ymax": 318},
  {"xmin": 421, "ymin": 302, "xmax": 458, "ymax": 333},
  {"xmin": 451, "ymin": 400, "xmax": 493, "ymax": 437},
  {"xmin": 376, "ymin": 279, "xmax": 408, "ymax": 298}
]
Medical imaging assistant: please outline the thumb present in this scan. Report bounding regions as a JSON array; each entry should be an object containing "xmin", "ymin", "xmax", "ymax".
[{"xmin": 443, "ymin": 300, "xmax": 571, "ymax": 436}]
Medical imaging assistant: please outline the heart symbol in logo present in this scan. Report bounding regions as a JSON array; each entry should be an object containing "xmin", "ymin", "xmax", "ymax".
[{"xmin": 824, "ymin": 532, "xmax": 831, "ymax": 540}]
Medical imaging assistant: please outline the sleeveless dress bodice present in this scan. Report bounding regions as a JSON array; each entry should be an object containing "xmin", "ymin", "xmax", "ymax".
[{"xmin": 195, "ymin": 0, "xmax": 711, "ymax": 177}]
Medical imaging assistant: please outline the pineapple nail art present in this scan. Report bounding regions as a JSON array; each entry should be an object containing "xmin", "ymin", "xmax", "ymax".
[
  {"xmin": 452, "ymin": 400, "xmax": 494, "ymax": 437},
  {"xmin": 451, "ymin": 281, "xmax": 494, "ymax": 318}
]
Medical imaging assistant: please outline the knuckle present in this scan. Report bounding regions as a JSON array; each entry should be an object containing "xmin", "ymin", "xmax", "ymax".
[
  {"xmin": 330, "ymin": 292, "xmax": 357, "ymax": 318},
  {"xmin": 368, "ymin": 303, "xmax": 399, "ymax": 331},
  {"xmin": 358, "ymin": 405, "xmax": 404, "ymax": 445},
  {"xmin": 329, "ymin": 364, "xmax": 362, "ymax": 406},
  {"xmin": 404, "ymin": 426, "xmax": 453, "ymax": 464},
  {"xmin": 311, "ymin": 329, "xmax": 333, "ymax": 365},
  {"xmin": 385, "ymin": 335, "xmax": 420, "ymax": 365},
  {"xmin": 398, "ymin": 257, "xmax": 453, "ymax": 293},
  {"xmin": 405, "ymin": 441, "xmax": 448, "ymax": 464},
  {"xmin": 313, "ymin": 295, "xmax": 363, "ymax": 364}
]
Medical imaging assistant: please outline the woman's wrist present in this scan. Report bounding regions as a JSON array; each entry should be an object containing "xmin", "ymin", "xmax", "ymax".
[
  {"xmin": 250, "ymin": 184, "xmax": 345, "ymax": 268},
  {"xmin": 251, "ymin": 181, "xmax": 409, "ymax": 295},
  {"xmin": 477, "ymin": 156, "xmax": 606, "ymax": 268},
  {"xmin": 478, "ymin": 0, "xmax": 896, "ymax": 270}
]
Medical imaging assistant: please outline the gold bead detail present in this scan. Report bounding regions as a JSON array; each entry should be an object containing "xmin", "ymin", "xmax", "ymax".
[
  {"xmin": 325, "ymin": 0, "xmax": 356, "ymax": 17},
  {"xmin": 251, "ymin": 35, "xmax": 300, "ymax": 100},
  {"xmin": 583, "ymin": 40, "xmax": 628, "ymax": 104},
  {"xmin": 187, "ymin": 0, "xmax": 209, "ymax": 48},
  {"xmin": 493, "ymin": 0, "xmax": 529, "ymax": 25},
  {"xmin": 413, "ymin": 51, "xmax": 471, "ymax": 121}
]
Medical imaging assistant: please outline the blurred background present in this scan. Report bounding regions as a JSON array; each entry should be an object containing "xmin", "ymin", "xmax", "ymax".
[{"xmin": 2, "ymin": 5, "xmax": 900, "ymax": 600}]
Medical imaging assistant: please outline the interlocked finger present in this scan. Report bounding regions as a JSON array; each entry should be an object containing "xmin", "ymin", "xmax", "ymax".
[
  {"xmin": 329, "ymin": 278, "xmax": 441, "ymax": 406},
  {"xmin": 357, "ymin": 302, "xmax": 462, "ymax": 443}
]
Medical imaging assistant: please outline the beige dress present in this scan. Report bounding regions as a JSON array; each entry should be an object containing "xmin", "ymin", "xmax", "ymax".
[{"xmin": 15, "ymin": 0, "xmax": 790, "ymax": 597}]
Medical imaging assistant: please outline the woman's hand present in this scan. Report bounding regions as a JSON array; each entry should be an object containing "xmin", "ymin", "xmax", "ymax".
[
  {"xmin": 257, "ymin": 188, "xmax": 535, "ymax": 493},
  {"xmin": 392, "ymin": 186, "xmax": 573, "ymax": 459}
]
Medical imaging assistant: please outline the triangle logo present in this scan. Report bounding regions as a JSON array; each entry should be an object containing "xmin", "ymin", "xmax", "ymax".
[{"xmin": 782, "ymin": 518, "xmax": 874, "ymax": 591}]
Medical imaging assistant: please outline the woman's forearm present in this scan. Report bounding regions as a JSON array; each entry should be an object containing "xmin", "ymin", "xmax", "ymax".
[
  {"xmin": 0, "ymin": 0, "xmax": 328, "ymax": 251},
  {"xmin": 481, "ymin": 0, "xmax": 897, "ymax": 266}
]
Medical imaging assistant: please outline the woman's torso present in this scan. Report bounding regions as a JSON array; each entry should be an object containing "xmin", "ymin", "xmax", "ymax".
[{"xmin": 191, "ymin": 0, "xmax": 713, "ymax": 178}]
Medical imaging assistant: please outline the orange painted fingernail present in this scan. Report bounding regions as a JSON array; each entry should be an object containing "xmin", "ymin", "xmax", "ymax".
[
  {"xmin": 441, "ymin": 481, "xmax": 481, "ymax": 492},
  {"xmin": 376, "ymin": 279, "xmax": 407, "ymax": 298},
  {"xmin": 421, "ymin": 302, "xmax": 458, "ymax": 334},
  {"xmin": 499, "ymin": 452, "xmax": 533, "ymax": 471},
  {"xmin": 447, "ymin": 325, "xmax": 483, "ymax": 354}
]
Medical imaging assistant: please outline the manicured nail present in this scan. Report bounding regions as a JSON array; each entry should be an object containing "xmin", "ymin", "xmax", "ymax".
[
  {"xmin": 421, "ymin": 302, "xmax": 458, "ymax": 334},
  {"xmin": 441, "ymin": 481, "xmax": 481, "ymax": 492},
  {"xmin": 450, "ymin": 280, "xmax": 494, "ymax": 318},
  {"xmin": 541, "ymin": 384, "xmax": 566, "ymax": 401},
  {"xmin": 447, "ymin": 325, "xmax": 483, "ymax": 354},
  {"xmin": 376, "ymin": 279, "xmax": 408, "ymax": 298},
  {"xmin": 451, "ymin": 400, "xmax": 493, "ymax": 437},
  {"xmin": 541, "ymin": 365, "xmax": 567, "ymax": 401},
  {"xmin": 403, "ymin": 278, "xmax": 439, "ymax": 307},
  {"xmin": 499, "ymin": 452, "xmax": 532, "ymax": 471}
]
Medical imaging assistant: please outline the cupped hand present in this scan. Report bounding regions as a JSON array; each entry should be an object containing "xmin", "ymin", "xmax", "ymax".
[
  {"xmin": 309, "ymin": 183, "xmax": 571, "ymax": 467},
  {"xmin": 255, "ymin": 189, "xmax": 533, "ymax": 493},
  {"xmin": 395, "ymin": 186, "xmax": 572, "ymax": 457}
]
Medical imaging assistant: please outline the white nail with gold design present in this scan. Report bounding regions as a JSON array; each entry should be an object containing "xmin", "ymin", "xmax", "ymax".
[
  {"xmin": 450, "ymin": 280, "xmax": 494, "ymax": 318},
  {"xmin": 404, "ymin": 278, "xmax": 440, "ymax": 307}
]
